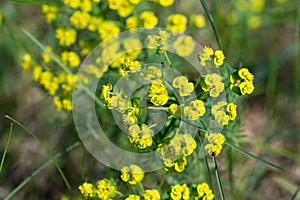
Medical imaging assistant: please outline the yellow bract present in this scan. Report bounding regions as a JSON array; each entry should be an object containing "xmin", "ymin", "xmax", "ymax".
[
  {"xmin": 167, "ymin": 14, "xmax": 188, "ymax": 33},
  {"xmin": 144, "ymin": 189, "xmax": 161, "ymax": 200},
  {"xmin": 172, "ymin": 76, "xmax": 194, "ymax": 97},
  {"xmin": 121, "ymin": 165, "xmax": 144, "ymax": 185},
  {"xmin": 204, "ymin": 133, "xmax": 226, "ymax": 156},
  {"xmin": 173, "ymin": 36, "xmax": 195, "ymax": 57},
  {"xmin": 55, "ymin": 27, "xmax": 77, "ymax": 47},
  {"xmin": 170, "ymin": 184, "xmax": 190, "ymax": 200},
  {"xmin": 78, "ymin": 182, "xmax": 94, "ymax": 198},
  {"xmin": 148, "ymin": 79, "xmax": 169, "ymax": 106},
  {"xmin": 204, "ymin": 73, "xmax": 224, "ymax": 97},
  {"xmin": 140, "ymin": 11, "xmax": 158, "ymax": 29},
  {"xmin": 197, "ymin": 183, "xmax": 215, "ymax": 200}
]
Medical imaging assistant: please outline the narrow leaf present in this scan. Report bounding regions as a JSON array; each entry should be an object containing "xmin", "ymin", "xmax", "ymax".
[
  {"xmin": 225, "ymin": 141, "xmax": 285, "ymax": 172},
  {"xmin": 0, "ymin": 123, "xmax": 13, "ymax": 173},
  {"xmin": 5, "ymin": 115, "xmax": 71, "ymax": 190}
]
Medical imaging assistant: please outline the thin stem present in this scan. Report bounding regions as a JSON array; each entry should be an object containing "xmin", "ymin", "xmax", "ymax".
[
  {"xmin": 4, "ymin": 141, "xmax": 80, "ymax": 200},
  {"xmin": 199, "ymin": 0, "xmax": 222, "ymax": 49},
  {"xmin": 147, "ymin": 106, "xmax": 169, "ymax": 110},
  {"xmin": 164, "ymin": 51, "xmax": 172, "ymax": 66},
  {"xmin": 5, "ymin": 115, "xmax": 71, "ymax": 190},
  {"xmin": 225, "ymin": 141, "xmax": 285, "ymax": 172},
  {"xmin": 0, "ymin": 123, "xmax": 13, "ymax": 173},
  {"xmin": 212, "ymin": 155, "xmax": 225, "ymax": 200}
]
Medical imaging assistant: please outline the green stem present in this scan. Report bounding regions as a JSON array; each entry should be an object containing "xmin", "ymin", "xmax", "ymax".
[
  {"xmin": 137, "ymin": 182, "xmax": 145, "ymax": 194},
  {"xmin": 294, "ymin": 5, "xmax": 300, "ymax": 97},
  {"xmin": 212, "ymin": 155, "xmax": 225, "ymax": 200},
  {"xmin": 225, "ymin": 141, "xmax": 285, "ymax": 172},
  {"xmin": 163, "ymin": 51, "xmax": 172, "ymax": 66},
  {"xmin": 0, "ymin": 123, "xmax": 13, "ymax": 173},
  {"xmin": 147, "ymin": 106, "xmax": 169, "ymax": 110},
  {"xmin": 116, "ymin": 191, "xmax": 125, "ymax": 197},
  {"xmin": 5, "ymin": 115, "xmax": 71, "ymax": 190},
  {"xmin": 199, "ymin": 0, "xmax": 222, "ymax": 49},
  {"xmin": 4, "ymin": 141, "xmax": 80, "ymax": 200},
  {"xmin": 228, "ymin": 147, "xmax": 234, "ymax": 198}
]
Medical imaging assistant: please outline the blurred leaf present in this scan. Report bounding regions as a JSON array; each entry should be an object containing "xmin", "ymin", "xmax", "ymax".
[
  {"xmin": 0, "ymin": 123, "xmax": 13, "ymax": 173},
  {"xmin": 12, "ymin": 0, "xmax": 60, "ymax": 5}
]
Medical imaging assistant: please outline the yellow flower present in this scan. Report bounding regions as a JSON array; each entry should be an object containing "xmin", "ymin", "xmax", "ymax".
[
  {"xmin": 172, "ymin": 76, "xmax": 194, "ymax": 97},
  {"xmin": 121, "ymin": 165, "xmax": 144, "ymax": 185},
  {"xmin": 42, "ymin": 5, "xmax": 59, "ymax": 23},
  {"xmin": 117, "ymin": 1, "xmax": 134, "ymax": 17},
  {"xmin": 251, "ymin": 0, "xmax": 265, "ymax": 12},
  {"xmin": 170, "ymin": 184, "xmax": 189, "ymax": 200},
  {"xmin": 174, "ymin": 156, "xmax": 187, "ymax": 172},
  {"xmin": 128, "ymin": 124, "xmax": 153, "ymax": 149},
  {"xmin": 157, "ymin": 0, "xmax": 174, "ymax": 7},
  {"xmin": 95, "ymin": 178, "xmax": 117, "ymax": 199},
  {"xmin": 80, "ymin": 0, "xmax": 93, "ymax": 12},
  {"xmin": 197, "ymin": 183, "xmax": 215, "ymax": 200},
  {"xmin": 227, "ymin": 103, "xmax": 237, "ymax": 120},
  {"xmin": 53, "ymin": 96, "xmax": 62, "ymax": 111},
  {"xmin": 183, "ymin": 100, "xmax": 206, "ymax": 121},
  {"xmin": 173, "ymin": 36, "xmax": 195, "ymax": 57},
  {"xmin": 240, "ymin": 81, "xmax": 255, "ymax": 95},
  {"xmin": 238, "ymin": 68, "xmax": 254, "ymax": 82},
  {"xmin": 55, "ymin": 27, "xmax": 77, "ymax": 47},
  {"xmin": 144, "ymin": 189, "xmax": 161, "ymax": 200},
  {"xmin": 126, "ymin": 16, "xmax": 138, "ymax": 30},
  {"xmin": 143, "ymin": 65, "xmax": 162, "ymax": 80},
  {"xmin": 78, "ymin": 182, "xmax": 94, "ymax": 198},
  {"xmin": 32, "ymin": 65, "xmax": 43, "ymax": 81},
  {"xmin": 122, "ymin": 111, "xmax": 137, "ymax": 125},
  {"xmin": 22, "ymin": 53, "xmax": 32, "ymax": 71},
  {"xmin": 124, "ymin": 38, "xmax": 143, "ymax": 58},
  {"xmin": 199, "ymin": 46, "xmax": 214, "ymax": 66},
  {"xmin": 61, "ymin": 51, "xmax": 80, "ymax": 67},
  {"xmin": 42, "ymin": 46, "xmax": 52, "ymax": 64},
  {"xmin": 247, "ymin": 16, "xmax": 262, "ymax": 29},
  {"xmin": 147, "ymin": 35, "xmax": 160, "ymax": 49},
  {"xmin": 70, "ymin": 11, "xmax": 90, "ymax": 30},
  {"xmin": 169, "ymin": 103, "xmax": 181, "ymax": 116},
  {"xmin": 98, "ymin": 20, "xmax": 120, "ymax": 40},
  {"xmin": 88, "ymin": 16, "xmax": 103, "ymax": 32},
  {"xmin": 167, "ymin": 14, "xmax": 187, "ymax": 33},
  {"xmin": 157, "ymin": 29, "xmax": 170, "ymax": 41},
  {"xmin": 213, "ymin": 50, "xmax": 225, "ymax": 67},
  {"xmin": 62, "ymin": 99, "xmax": 72, "ymax": 111},
  {"xmin": 204, "ymin": 133, "xmax": 225, "ymax": 156},
  {"xmin": 230, "ymin": 68, "xmax": 255, "ymax": 95},
  {"xmin": 126, "ymin": 195, "xmax": 141, "ymax": 200},
  {"xmin": 148, "ymin": 80, "xmax": 168, "ymax": 106},
  {"xmin": 63, "ymin": 0, "xmax": 80, "ymax": 9},
  {"xmin": 204, "ymin": 73, "xmax": 224, "ymax": 97},
  {"xmin": 191, "ymin": 14, "xmax": 206, "ymax": 28},
  {"xmin": 140, "ymin": 11, "xmax": 158, "ymax": 28}
]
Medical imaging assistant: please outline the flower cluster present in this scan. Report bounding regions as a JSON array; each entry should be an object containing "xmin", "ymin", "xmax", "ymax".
[
  {"xmin": 199, "ymin": 46, "xmax": 225, "ymax": 67},
  {"xmin": 172, "ymin": 76, "xmax": 195, "ymax": 97},
  {"xmin": 202, "ymin": 73, "xmax": 225, "ymax": 97},
  {"xmin": 147, "ymin": 29, "xmax": 171, "ymax": 52},
  {"xmin": 204, "ymin": 133, "xmax": 226, "ymax": 156},
  {"xmin": 128, "ymin": 124, "xmax": 153, "ymax": 149},
  {"xmin": 79, "ymin": 178, "xmax": 117, "ymax": 199},
  {"xmin": 121, "ymin": 165, "xmax": 144, "ymax": 185},
  {"xmin": 158, "ymin": 134, "xmax": 197, "ymax": 172},
  {"xmin": 212, "ymin": 101, "xmax": 237, "ymax": 125},
  {"xmin": 183, "ymin": 100, "xmax": 206, "ymax": 121},
  {"xmin": 148, "ymin": 79, "xmax": 169, "ymax": 106},
  {"xmin": 230, "ymin": 68, "xmax": 255, "ymax": 95}
]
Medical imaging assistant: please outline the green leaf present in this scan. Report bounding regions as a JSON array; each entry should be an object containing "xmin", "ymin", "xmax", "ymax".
[
  {"xmin": 225, "ymin": 141, "xmax": 285, "ymax": 172},
  {"xmin": 5, "ymin": 115, "xmax": 72, "ymax": 190},
  {"xmin": 0, "ymin": 123, "xmax": 13, "ymax": 173}
]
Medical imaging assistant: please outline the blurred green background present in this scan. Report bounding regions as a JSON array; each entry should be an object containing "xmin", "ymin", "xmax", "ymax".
[{"xmin": 0, "ymin": 0, "xmax": 299, "ymax": 199}]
